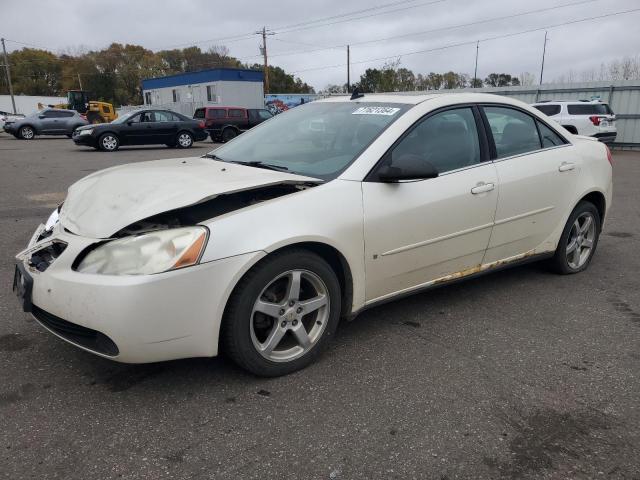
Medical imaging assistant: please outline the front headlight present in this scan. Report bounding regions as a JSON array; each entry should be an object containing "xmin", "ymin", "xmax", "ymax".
[
  {"xmin": 44, "ymin": 207, "xmax": 60, "ymax": 231},
  {"xmin": 79, "ymin": 128, "xmax": 93, "ymax": 136},
  {"xmin": 77, "ymin": 227, "xmax": 208, "ymax": 275}
]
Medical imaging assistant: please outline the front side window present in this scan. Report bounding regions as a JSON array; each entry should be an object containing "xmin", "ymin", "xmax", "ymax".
[
  {"xmin": 389, "ymin": 107, "xmax": 481, "ymax": 174},
  {"xmin": 140, "ymin": 112, "xmax": 154, "ymax": 123},
  {"xmin": 258, "ymin": 109, "xmax": 273, "ymax": 120},
  {"xmin": 210, "ymin": 102, "xmax": 409, "ymax": 180},
  {"xmin": 484, "ymin": 106, "xmax": 541, "ymax": 158}
]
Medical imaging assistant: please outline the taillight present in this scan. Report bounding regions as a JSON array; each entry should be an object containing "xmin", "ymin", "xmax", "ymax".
[
  {"xmin": 605, "ymin": 144, "xmax": 613, "ymax": 166},
  {"xmin": 589, "ymin": 115, "xmax": 601, "ymax": 126},
  {"xmin": 198, "ymin": 120, "xmax": 205, "ymax": 129}
]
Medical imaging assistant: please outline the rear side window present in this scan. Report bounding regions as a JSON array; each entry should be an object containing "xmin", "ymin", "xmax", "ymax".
[
  {"xmin": 154, "ymin": 111, "xmax": 174, "ymax": 122},
  {"xmin": 484, "ymin": 106, "xmax": 541, "ymax": 158},
  {"xmin": 389, "ymin": 107, "xmax": 481, "ymax": 174},
  {"xmin": 228, "ymin": 109, "xmax": 245, "ymax": 118},
  {"xmin": 207, "ymin": 109, "xmax": 226, "ymax": 119},
  {"xmin": 537, "ymin": 121, "xmax": 566, "ymax": 148},
  {"xmin": 194, "ymin": 108, "xmax": 205, "ymax": 119},
  {"xmin": 567, "ymin": 104, "xmax": 612, "ymax": 115},
  {"xmin": 533, "ymin": 104, "xmax": 561, "ymax": 116}
]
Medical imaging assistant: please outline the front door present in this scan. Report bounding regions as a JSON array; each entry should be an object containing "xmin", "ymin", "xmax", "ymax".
[
  {"xmin": 362, "ymin": 106, "xmax": 499, "ymax": 303},
  {"xmin": 481, "ymin": 105, "xmax": 580, "ymax": 263}
]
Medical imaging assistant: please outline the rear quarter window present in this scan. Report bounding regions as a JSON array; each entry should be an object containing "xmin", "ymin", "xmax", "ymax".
[{"xmin": 567, "ymin": 104, "xmax": 613, "ymax": 115}]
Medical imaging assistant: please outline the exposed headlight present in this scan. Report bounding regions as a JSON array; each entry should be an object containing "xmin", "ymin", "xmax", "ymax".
[
  {"xmin": 77, "ymin": 227, "xmax": 208, "ymax": 275},
  {"xmin": 79, "ymin": 128, "xmax": 93, "ymax": 136}
]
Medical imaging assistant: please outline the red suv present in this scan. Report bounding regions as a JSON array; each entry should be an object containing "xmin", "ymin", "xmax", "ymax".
[{"xmin": 193, "ymin": 106, "xmax": 273, "ymax": 142}]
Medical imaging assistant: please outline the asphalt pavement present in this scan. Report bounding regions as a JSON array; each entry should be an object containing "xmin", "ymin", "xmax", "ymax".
[{"xmin": 1, "ymin": 134, "xmax": 639, "ymax": 479}]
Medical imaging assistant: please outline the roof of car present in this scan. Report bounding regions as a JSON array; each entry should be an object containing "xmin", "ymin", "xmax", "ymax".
[
  {"xmin": 532, "ymin": 100, "xmax": 609, "ymax": 105},
  {"xmin": 316, "ymin": 92, "xmax": 525, "ymax": 106}
]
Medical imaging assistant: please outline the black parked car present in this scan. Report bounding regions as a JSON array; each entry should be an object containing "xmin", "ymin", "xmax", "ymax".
[{"xmin": 73, "ymin": 109, "xmax": 208, "ymax": 151}]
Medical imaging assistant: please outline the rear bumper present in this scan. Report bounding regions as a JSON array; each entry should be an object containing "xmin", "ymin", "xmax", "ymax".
[{"xmin": 194, "ymin": 130, "xmax": 209, "ymax": 142}]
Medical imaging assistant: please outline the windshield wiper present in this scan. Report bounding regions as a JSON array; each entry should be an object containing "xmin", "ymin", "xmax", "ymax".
[
  {"xmin": 203, "ymin": 153, "xmax": 224, "ymax": 160},
  {"xmin": 230, "ymin": 161, "xmax": 289, "ymax": 172}
]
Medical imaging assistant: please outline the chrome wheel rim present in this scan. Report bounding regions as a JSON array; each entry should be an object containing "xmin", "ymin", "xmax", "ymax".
[
  {"xmin": 178, "ymin": 133, "xmax": 192, "ymax": 147},
  {"xmin": 566, "ymin": 212, "xmax": 596, "ymax": 269},
  {"xmin": 250, "ymin": 269, "xmax": 330, "ymax": 362},
  {"xmin": 22, "ymin": 127, "xmax": 34, "ymax": 139},
  {"xmin": 102, "ymin": 135, "xmax": 117, "ymax": 150}
]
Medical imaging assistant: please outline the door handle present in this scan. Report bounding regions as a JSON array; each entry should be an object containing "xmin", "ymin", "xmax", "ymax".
[
  {"xmin": 471, "ymin": 182, "xmax": 495, "ymax": 194},
  {"xmin": 558, "ymin": 162, "xmax": 575, "ymax": 172}
]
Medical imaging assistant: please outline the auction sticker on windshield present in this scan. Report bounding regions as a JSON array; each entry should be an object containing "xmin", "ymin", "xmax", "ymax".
[{"xmin": 352, "ymin": 107, "xmax": 401, "ymax": 116}]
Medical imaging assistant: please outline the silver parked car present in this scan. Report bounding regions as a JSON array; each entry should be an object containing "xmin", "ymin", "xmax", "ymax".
[{"xmin": 3, "ymin": 108, "xmax": 88, "ymax": 139}]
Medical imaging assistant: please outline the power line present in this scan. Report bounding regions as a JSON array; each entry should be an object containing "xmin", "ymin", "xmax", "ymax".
[
  {"xmin": 290, "ymin": 7, "xmax": 640, "ymax": 74},
  {"xmin": 257, "ymin": 0, "xmax": 599, "ymax": 60}
]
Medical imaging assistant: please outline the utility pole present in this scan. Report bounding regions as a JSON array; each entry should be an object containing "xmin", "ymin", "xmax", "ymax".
[
  {"xmin": 347, "ymin": 45, "xmax": 350, "ymax": 92},
  {"xmin": 77, "ymin": 73, "xmax": 83, "ymax": 90},
  {"xmin": 473, "ymin": 40, "xmax": 479, "ymax": 88},
  {"xmin": 1, "ymin": 38, "xmax": 17, "ymax": 114},
  {"xmin": 539, "ymin": 31, "xmax": 548, "ymax": 85},
  {"xmin": 257, "ymin": 27, "xmax": 274, "ymax": 94}
]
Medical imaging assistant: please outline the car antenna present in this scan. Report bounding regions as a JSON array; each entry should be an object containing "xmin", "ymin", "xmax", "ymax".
[{"xmin": 350, "ymin": 88, "xmax": 364, "ymax": 100}]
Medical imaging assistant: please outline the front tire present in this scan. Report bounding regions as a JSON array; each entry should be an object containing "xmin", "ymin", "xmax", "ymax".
[
  {"xmin": 222, "ymin": 249, "xmax": 342, "ymax": 377},
  {"xmin": 550, "ymin": 201, "xmax": 601, "ymax": 274},
  {"xmin": 98, "ymin": 133, "xmax": 119, "ymax": 151},
  {"xmin": 19, "ymin": 126, "xmax": 35, "ymax": 140},
  {"xmin": 176, "ymin": 131, "xmax": 193, "ymax": 148}
]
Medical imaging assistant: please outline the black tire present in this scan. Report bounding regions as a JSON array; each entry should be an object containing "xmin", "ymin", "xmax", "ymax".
[
  {"xmin": 98, "ymin": 133, "xmax": 119, "ymax": 151},
  {"xmin": 550, "ymin": 201, "xmax": 601, "ymax": 275},
  {"xmin": 175, "ymin": 131, "xmax": 194, "ymax": 149},
  {"xmin": 222, "ymin": 249, "xmax": 342, "ymax": 377},
  {"xmin": 19, "ymin": 125, "xmax": 35, "ymax": 140},
  {"xmin": 221, "ymin": 127, "xmax": 237, "ymax": 142}
]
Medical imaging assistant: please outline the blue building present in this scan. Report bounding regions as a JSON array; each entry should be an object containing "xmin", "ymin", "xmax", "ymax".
[{"xmin": 141, "ymin": 68, "xmax": 264, "ymax": 116}]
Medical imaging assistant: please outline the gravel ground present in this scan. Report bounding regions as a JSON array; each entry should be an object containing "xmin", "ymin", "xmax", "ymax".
[{"xmin": 1, "ymin": 134, "xmax": 639, "ymax": 479}]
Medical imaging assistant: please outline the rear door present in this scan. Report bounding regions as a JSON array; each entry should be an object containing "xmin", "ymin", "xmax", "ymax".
[
  {"xmin": 153, "ymin": 111, "xmax": 179, "ymax": 143},
  {"xmin": 228, "ymin": 108, "xmax": 248, "ymax": 130},
  {"xmin": 362, "ymin": 106, "xmax": 499, "ymax": 302},
  {"xmin": 482, "ymin": 105, "xmax": 580, "ymax": 263}
]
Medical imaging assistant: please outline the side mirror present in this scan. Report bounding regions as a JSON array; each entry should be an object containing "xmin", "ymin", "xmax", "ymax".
[
  {"xmin": 376, "ymin": 155, "xmax": 439, "ymax": 182},
  {"xmin": 126, "ymin": 121, "xmax": 133, "ymax": 126}
]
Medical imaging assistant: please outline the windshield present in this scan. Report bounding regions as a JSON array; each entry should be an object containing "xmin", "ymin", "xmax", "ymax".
[
  {"xmin": 208, "ymin": 102, "xmax": 409, "ymax": 180},
  {"xmin": 111, "ymin": 111, "xmax": 140, "ymax": 124}
]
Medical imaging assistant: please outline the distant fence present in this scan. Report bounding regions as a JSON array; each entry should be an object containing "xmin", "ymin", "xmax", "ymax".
[{"xmin": 398, "ymin": 80, "xmax": 640, "ymax": 149}]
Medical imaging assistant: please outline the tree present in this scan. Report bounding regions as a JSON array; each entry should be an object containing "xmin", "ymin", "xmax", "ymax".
[{"xmin": 484, "ymin": 73, "xmax": 520, "ymax": 87}]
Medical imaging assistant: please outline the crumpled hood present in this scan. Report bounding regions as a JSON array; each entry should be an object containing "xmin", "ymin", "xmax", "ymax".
[{"xmin": 60, "ymin": 157, "xmax": 320, "ymax": 238}]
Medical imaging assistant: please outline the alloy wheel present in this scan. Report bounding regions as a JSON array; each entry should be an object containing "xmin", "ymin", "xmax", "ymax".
[
  {"xmin": 178, "ymin": 133, "xmax": 192, "ymax": 148},
  {"xmin": 566, "ymin": 212, "xmax": 596, "ymax": 269},
  {"xmin": 21, "ymin": 127, "xmax": 34, "ymax": 139},
  {"xmin": 101, "ymin": 135, "xmax": 118, "ymax": 151},
  {"xmin": 250, "ymin": 269, "xmax": 330, "ymax": 362}
]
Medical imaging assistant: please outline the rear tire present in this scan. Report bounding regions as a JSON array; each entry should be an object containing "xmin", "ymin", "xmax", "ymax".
[
  {"xmin": 550, "ymin": 201, "xmax": 601, "ymax": 274},
  {"xmin": 98, "ymin": 133, "xmax": 119, "ymax": 151},
  {"xmin": 176, "ymin": 131, "xmax": 194, "ymax": 148},
  {"xmin": 19, "ymin": 126, "xmax": 35, "ymax": 140},
  {"xmin": 221, "ymin": 127, "xmax": 237, "ymax": 142},
  {"xmin": 222, "ymin": 249, "xmax": 341, "ymax": 377}
]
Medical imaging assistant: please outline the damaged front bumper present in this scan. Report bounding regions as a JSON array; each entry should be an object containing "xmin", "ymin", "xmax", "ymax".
[{"xmin": 14, "ymin": 223, "xmax": 265, "ymax": 363}]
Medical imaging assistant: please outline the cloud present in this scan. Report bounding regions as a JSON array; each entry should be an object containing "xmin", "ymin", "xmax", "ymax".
[{"xmin": 3, "ymin": 0, "xmax": 639, "ymax": 89}]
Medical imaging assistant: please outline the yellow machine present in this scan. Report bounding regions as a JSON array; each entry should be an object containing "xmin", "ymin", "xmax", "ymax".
[{"xmin": 38, "ymin": 90, "xmax": 117, "ymax": 124}]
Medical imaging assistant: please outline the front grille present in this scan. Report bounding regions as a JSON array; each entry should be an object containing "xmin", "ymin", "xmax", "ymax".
[
  {"xmin": 32, "ymin": 305, "xmax": 119, "ymax": 356},
  {"xmin": 29, "ymin": 241, "xmax": 66, "ymax": 272}
]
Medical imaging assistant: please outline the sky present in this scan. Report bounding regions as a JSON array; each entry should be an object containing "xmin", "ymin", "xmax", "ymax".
[{"xmin": 2, "ymin": 0, "xmax": 639, "ymax": 90}]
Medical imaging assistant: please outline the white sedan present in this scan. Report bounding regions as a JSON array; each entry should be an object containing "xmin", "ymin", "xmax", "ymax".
[{"xmin": 13, "ymin": 93, "xmax": 612, "ymax": 376}]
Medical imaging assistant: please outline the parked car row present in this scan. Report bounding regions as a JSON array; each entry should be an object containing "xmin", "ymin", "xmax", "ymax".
[{"xmin": 2, "ymin": 105, "xmax": 273, "ymax": 151}]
